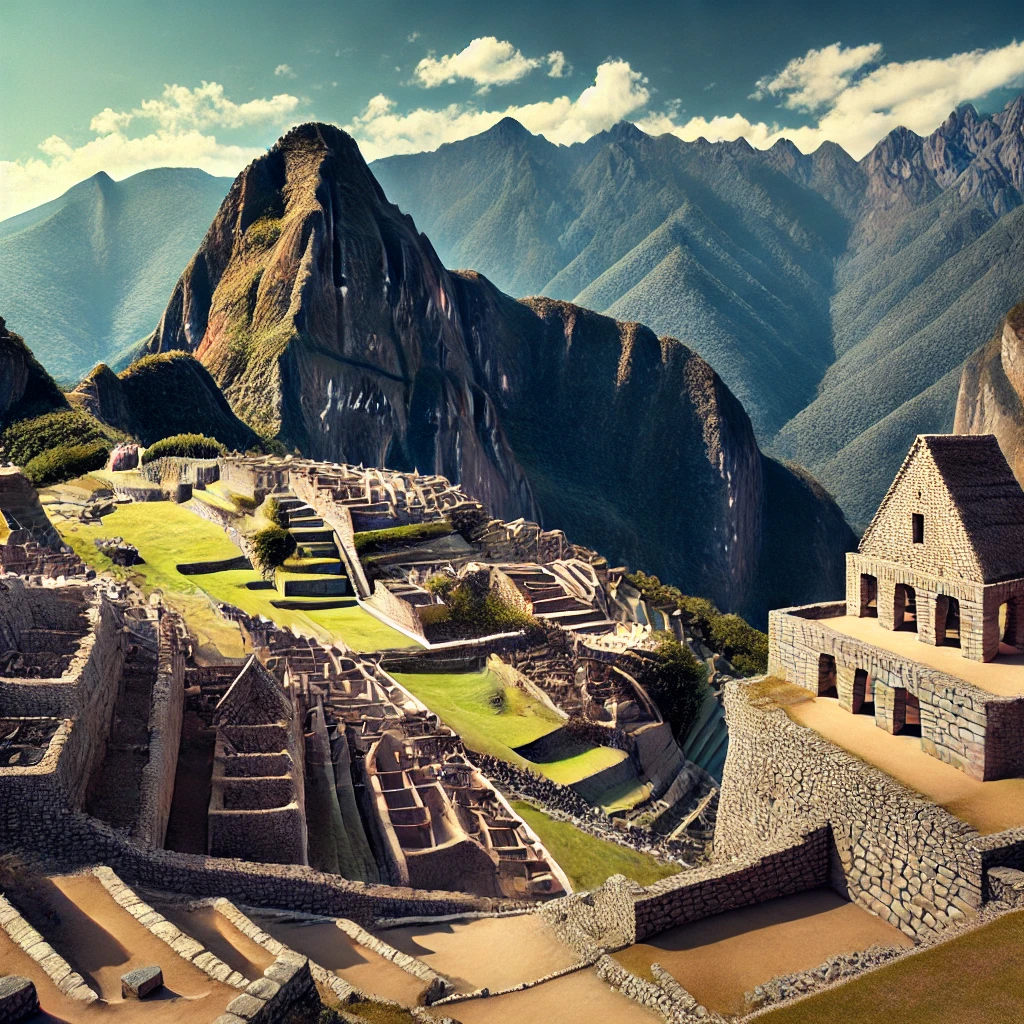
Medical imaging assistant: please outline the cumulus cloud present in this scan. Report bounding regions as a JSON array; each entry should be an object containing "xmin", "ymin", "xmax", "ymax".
[
  {"xmin": 274, "ymin": 63, "xmax": 296, "ymax": 78},
  {"xmin": 1, "ymin": 82, "xmax": 302, "ymax": 219},
  {"xmin": 414, "ymin": 36, "xmax": 546, "ymax": 92},
  {"xmin": 643, "ymin": 39, "xmax": 1024, "ymax": 158},
  {"xmin": 348, "ymin": 58, "xmax": 648, "ymax": 160},
  {"xmin": 547, "ymin": 51, "xmax": 571, "ymax": 78}
]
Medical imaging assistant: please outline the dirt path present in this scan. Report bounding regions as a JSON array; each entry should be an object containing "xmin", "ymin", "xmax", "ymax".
[
  {"xmin": 0, "ymin": 876, "xmax": 237, "ymax": 1022},
  {"xmin": 788, "ymin": 696, "xmax": 1024, "ymax": 833},
  {"xmin": 156, "ymin": 904, "xmax": 276, "ymax": 982},
  {"xmin": 250, "ymin": 915, "xmax": 426, "ymax": 1005},
  {"xmin": 444, "ymin": 967, "xmax": 660, "ymax": 1024},
  {"xmin": 614, "ymin": 888, "xmax": 913, "ymax": 1017},
  {"xmin": 379, "ymin": 913, "xmax": 578, "ymax": 993}
]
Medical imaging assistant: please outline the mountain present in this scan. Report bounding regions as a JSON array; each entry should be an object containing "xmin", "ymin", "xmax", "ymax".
[
  {"xmin": 0, "ymin": 316, "xmax": 68, "ymax": 428},
  {"xmin": 372, "ymin": 95, "xmax": 1024, "ymax": 527},
  {"xmin": 145, "ymin": 122, "xmax": 855, "ymax": 623},
  {"xmin": 70, "ymin": 351, "xmax": 260, "ymax": 450},
  {"xmin": 0, "ymin": 167, "xmax": 232, "ymax": 383}
]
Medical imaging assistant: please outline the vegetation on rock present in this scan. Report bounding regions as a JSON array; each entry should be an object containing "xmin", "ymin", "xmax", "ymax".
[
  {"xmin": 25, "ymin": 438, "xmax": 110, "ymax": 486},
  {"xmin": 641, "ymin": 631, "xmax": 709, "ymax": 741},
  {"xmin": 353, "ymin": 520, "xmax": 453, "ymax": 554},
  {"xmin": 2, "ymin": 409, "xmax": 116, "ymax": 466},
  {"xmin": 251, "ymin": 524, "xmax": 297, "ymax": 571},
  {"xmin": 421, "ymin": 572, "xmax": 536, "ymax": 641},
  {"xmin": 264, "ymin": 496, "xmax": 289, "ymax": 528},
  {"xmin": 141, "ymin": 432, "xmax": 227, "ymax": 464}
]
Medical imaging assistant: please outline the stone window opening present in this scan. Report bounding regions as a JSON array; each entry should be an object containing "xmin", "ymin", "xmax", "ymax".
[
  {"xmin": 817, "ymin": 653, "xmax": 838, "ymax": 698},
  {"xmin": 859, "ymin": 574, "xmax": 878, "ymax": 618},
  {"xmin": 999, "ymin": 599, "xmax": 1023, "ymax": 654},
  {"xmin": 893, "ymin": 690, "xmax": 922, "ymax": 737},
  {"xmin": 912, "ymin": 513, "xmax": 924, "ymax": 544},
  {"xmin": 852, "ymin": 668, "xmax": 874, "ymax": 716},
  {"xmin": 894, "ymin": 583, "xmax": 918, "ymax": 632}
]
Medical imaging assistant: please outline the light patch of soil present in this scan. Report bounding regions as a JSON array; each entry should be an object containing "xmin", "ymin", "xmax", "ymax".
[
  {"xmin": 614, "ymin": 888, "xmax": 913, "ymax": 1017},
  {"xmin": 250, "ymin": 915, "xmax": 426, "ymax": 1006},
  {"xmin": 787, "ymin": 696, "xmax": 1024, "ymax": 834},
  {"xmin": 821, "ymin": 615, "xmax": 1024, "ymax": 696},
  {"xmin": 443, "ymin": 967, "xmax": 660, "ymax": 1024},
  {"xmin": 0, "ymin": 874, "xmax": 236, "ymax": 1022},
  {"xmin": 379, "ymin": 913, "xmax": 578, "ymax": 993},
  {"xmin": 156, "ymin": 903, "xmax": 276, "ymax": 982}
]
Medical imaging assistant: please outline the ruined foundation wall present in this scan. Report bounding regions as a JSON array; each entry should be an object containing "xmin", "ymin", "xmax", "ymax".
[{"xmin": 716, "ymin": 682, "xmax": 983, "ymax": 939}]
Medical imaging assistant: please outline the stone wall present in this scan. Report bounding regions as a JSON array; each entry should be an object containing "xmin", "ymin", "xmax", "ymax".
[
  {"xmin": 716, "ymin": 681, "xmax": 984, "ymax": 939},
  {"xmin": 365, "ymin": 580, "xmax": 426, "ymax": 639},
  {"xmin": 769, "ymin": 603, "xmax": 1024, "ymax": 780}
]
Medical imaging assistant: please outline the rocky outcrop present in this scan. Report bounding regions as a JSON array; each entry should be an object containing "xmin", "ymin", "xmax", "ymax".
[
  {"xmin": 0, "ymin": 316, "xmax": 68, "ymax": 429},
  {"xmin": 145, "ymin": 123, "xmax": 854, "ymax": 621},
  {"xmin": 955, "ymin": 300, "xmax": 1024, "ymax": 482}
]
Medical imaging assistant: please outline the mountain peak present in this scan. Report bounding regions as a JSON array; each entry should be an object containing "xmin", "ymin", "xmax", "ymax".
[{"xmin": 606, "ymin": 120, "xmax": 645, "ymax": 143}]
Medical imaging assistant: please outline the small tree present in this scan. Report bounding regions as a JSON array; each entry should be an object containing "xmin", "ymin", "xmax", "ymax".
[
  {"xmin": 264, "ymin": 496, "xmax": 289, "ymax": 528},
  {"xmin": 141, "ymin": 433, "xmax": 227, "ymax": 464},
  {"xmin": 251, "ymin": 525, "xmax": 296, "ymax": 572}
]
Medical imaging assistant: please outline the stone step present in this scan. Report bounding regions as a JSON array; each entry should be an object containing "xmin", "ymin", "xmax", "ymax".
[
  {"xmin": 289, "ymin": 528, "xmax": 334, "ymax": 543},
  {"xmin": 281, "ymin": 577, "xmax": 350, "ymax": 598}
]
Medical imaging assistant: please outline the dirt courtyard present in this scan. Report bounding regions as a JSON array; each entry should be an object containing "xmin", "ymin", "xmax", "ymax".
[
  {"xmin": 379, "ymin": 912, "xmax": 578, "ymax": 993},
  {"xmin": 614, "ymin": 887, "xmax": 913, "ymax": 1016}
]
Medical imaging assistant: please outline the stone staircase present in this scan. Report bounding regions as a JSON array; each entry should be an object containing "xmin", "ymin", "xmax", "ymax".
[{"xmin": 270, "ymin": 496, "xmax": 351, "ymax": 611}]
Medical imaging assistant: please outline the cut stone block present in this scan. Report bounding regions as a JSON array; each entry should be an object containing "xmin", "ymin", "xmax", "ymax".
[{"xmin": 121, "ymin": 965, "xmax": 163, "ymax": 999}]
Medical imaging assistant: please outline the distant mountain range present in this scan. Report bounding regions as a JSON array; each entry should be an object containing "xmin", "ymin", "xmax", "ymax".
[
  {"xmin": 373, "ymin": 96, "xmax": 1024, "ymax": 526},
  {"xmin": 0, "ymin": 167, "xmax": 231, "ymax": 383},
  {"xmin": 3, "ymin": 96, "xmax": 1024, "ymax": 527},
  {"xmin": 143, "ymin": 123, "xmax": 855, "ymax": 624}
]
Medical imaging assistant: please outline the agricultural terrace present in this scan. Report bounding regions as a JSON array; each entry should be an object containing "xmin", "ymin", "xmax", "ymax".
[{"xmin": 49, "ymin": 494, "xmax": 413, "ymax": 656}]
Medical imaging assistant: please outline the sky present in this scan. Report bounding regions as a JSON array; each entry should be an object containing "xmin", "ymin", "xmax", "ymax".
[{"xmin": 2, "ymin": 0, "xmax": 1024, "ymax": 218}]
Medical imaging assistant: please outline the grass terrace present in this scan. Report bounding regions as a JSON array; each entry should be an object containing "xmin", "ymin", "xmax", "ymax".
[
  {"xmin": 51, "ymin": 495, "xmax": 414, "ymax": 657},
  {"xmin": 757, "ymin": 907, "xmax": 1024, "ymax": 1024},
  {"xmin": 510, "ymin": 800, "xmax": 677, "ymax": 890},
  {"xmin": 390, "ymin": 668, "xmax": 630, "ymax": 790}
]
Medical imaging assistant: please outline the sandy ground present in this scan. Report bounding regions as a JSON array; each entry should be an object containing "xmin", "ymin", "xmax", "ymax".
[
  {"xmin": 614, "ymin": 888, "xmax": 913, "ymax": 1017},
  {"xmin": 250, "ymin": 915, "xmax": 426, "ymax": 1005},
  {"xmin": 821, "ymin": 615, "xmax": 1024, "ymax": 696},
  {"xmin": 379, "ymin": 913, "xmax": 579, "ymax": 993},
  {"xmin": 788, "ymin": 696, "xmax": 1024, "ymax": 834},
  {"xmin": 156, "ymin": 903, "xmax": 276, "ymax": 982},
  {"xmin": 444, "ymin": 966, "xmax": 660, "ymax": 1024},
  {"xmin": 0, "ymin": 875, "xmax": 236, "ymax": 1022}
]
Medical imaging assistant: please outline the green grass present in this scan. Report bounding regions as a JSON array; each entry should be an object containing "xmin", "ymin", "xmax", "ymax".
[
  {"xmin": 511, "ymin": 800, "xmax": 678, "ymax": 891},
  {"xmin": 757, "ymin": 908, "xmax": 1024, "ymax": 1024},
  {"xmin": 52, "ymin": 497, "xmax": 414, "ymax": 655},
  {"xmin": 391, "ymin": 669, "xmax": 628, "ymax": 788},
  {"xmin": 353, "ymin": 520, "xmax": 453, "ymax": 553}
]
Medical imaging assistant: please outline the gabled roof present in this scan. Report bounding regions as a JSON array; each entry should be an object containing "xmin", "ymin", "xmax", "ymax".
[
  {"xmin": 214, "ymin": 654, "xmax": 293, "ymax": 727},
  {"xmin": 861, "ymin": 434, "xmax": 1024, "ymax": 582}
]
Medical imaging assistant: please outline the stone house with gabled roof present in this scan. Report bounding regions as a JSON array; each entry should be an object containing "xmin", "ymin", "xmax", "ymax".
[{"xmin": 847, "ymin": 434, "xmax": 1024, "ymax": 661}]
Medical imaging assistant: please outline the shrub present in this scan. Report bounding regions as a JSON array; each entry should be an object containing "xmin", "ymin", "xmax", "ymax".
[
  {"xmin": 264, "ymin": 496, "xmax": 289, "ymax": 528},
  {"xmin": 2, "ymin": 410, "xmax": 113, "ymax": 466},
  {"xmin": 24, "ymin": 440, "xmax": 110, "ymax": 486},
  {"xmin": 141, "ymin": 433, "xmax": 227, "ymax": 464},
  {"xmin": 251, "ymin": 525, "xmax": 296, "ymax": 571},
  {"xmin": 231, "ymin": 493, "xmax": 259, "ymax": 513},
  {"xmin": 422, "ymin": 573, "xmax": 534, "ymax": 640},
  {"xmin": 642, "ymin": 631, "xmax": 709, "ymax": 740}
]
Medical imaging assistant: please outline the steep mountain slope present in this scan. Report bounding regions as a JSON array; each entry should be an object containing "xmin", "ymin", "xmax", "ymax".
[
  {"xmin": 954, "ymin": 298, "xmax": 1024, "ymax": 483},
  {"xmin": 0, "ymin": 316, "xmax": 69, "ymax": 428},
  {"xmin": 145, "ymin": 123, "xmax": 854, "ymax": 622},
  {"xmin": 70, "ymin": 351, "xmax": 260, "ymax": 450},
  {"xmin": 0, "ymin": 167, "xmax": 232, "ymax": 382},
  {"xmin": 373, "ymin": 95, "xmax": 1024, "ymax": 527}
]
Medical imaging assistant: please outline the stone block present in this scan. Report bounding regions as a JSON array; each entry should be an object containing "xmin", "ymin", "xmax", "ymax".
[
  {"xmin": 225, "ymin": 993, "xmax": 268, "ymax": 1019},
  {"xmin": 121, "ymin": 966, "xmax": 163, "ymax": 999}
]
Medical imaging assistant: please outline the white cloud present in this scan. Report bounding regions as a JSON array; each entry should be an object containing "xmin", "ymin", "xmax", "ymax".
[
  {"xmin": 1, "ymin": 82, "xmax": 302, "ymax": 219},
  {"xmin": 751, "ymin": 42, "xmax": 882, "ymax": 109},
  {"xmin": 643, "ymin": 39, "xmax": 1024, "ymax": 159},
  {"xmin": 347, "ymin": 58, "xmax": 648, "ymax": 160},
  {"xmin": 414, "ymin": 36, "xmax": 545, "ymax": 92},
  {"xmin": 274, "ymin": 63, "xmax": 296, "ymax": 79},
  {"xmin": 547, "ymin": 51, "xmax": 571, "ymax": 78},
  {"xmin": 407, "ymin": 31, "xmax": 420, "ymax": 44}
]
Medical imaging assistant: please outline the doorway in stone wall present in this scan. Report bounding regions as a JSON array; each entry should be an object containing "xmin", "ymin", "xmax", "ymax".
[
  {"xmin": 817, "ymin": 653, "xmax": 838, "ymax": 697},
  {"xmin": 1000, "ymin": 598, "xmax": 1022, "ymax": 653},
  {"xmin": 852, "ymin": 668, "xmax": 874, "ymax": 716},
  {"xmin": 894, "ymin": 690, "xmax": 922, "ymax": 737},
  {"xmin": 860, "ymin": 574, "xmax": 878, "ymax": 618},
  {"xmin": 935, "ymin": 595, "xmax": 961, "ymax": 648},
  {"xmin": 895, "ymin": 584, "xmax": 918, "ymax": 632}
]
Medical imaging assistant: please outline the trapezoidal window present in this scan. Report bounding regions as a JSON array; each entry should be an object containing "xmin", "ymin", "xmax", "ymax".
[
  {"xmin": 852, "ymin": 668, "xmax": 874, "ymax": 716},
  {"xmin": 817, "ymin": 653, "xmax": 838, "ymax": 698},
  {"xmin": 912, "ymin": 513, "xmax": 924, "ymax": 544}
]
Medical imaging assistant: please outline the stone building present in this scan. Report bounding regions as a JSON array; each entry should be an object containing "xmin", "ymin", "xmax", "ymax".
[{"xmin": 769, "ymin": 435, "xmax": 1024, "ymax": 779}]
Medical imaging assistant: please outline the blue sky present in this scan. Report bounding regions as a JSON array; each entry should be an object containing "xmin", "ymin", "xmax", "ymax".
[{"xmin": 2, "ymin": 0, "xmax": 1023, "ymax": 217}]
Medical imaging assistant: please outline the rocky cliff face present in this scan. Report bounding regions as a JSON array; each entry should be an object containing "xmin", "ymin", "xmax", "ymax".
[
  {"xmin": 954, "ymin": 300, "xmax": 1024, "ymax": 482},
  {"xmin": 147, "ymin": 123, "xmax": 854, "ymax": 621},
  {"xmin": 0, "ymin": 316, "xmax": 68, "ymax": 429}
]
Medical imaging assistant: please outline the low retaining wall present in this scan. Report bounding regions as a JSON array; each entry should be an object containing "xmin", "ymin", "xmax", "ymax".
[{"xmin": 716, "ymin": 681, "xmax": 983, "ymax": 939}]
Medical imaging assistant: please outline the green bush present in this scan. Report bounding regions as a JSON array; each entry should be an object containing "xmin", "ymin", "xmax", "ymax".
[
  {"xmin": 353, "ymin": 520, "xmax": 453, "ymax": 554},
  {"xmin": 251, "ymin": 525, "xmax": 296, "ymax": 571},
  {"xmin": 231, "ymin": 493, "xmax": 258, "ymax": 513},
  {"xmin": 626, "ymin": 570, "xmax": 768, "ymax": 675},
  {"xmin": 24, "ymin": 440, "xmax": 110, "ymax": 487},
  {"xmin": 140, "ymin": 433, "xmax": 227, "ymax": 464},
  {"xmin": 2, "ymin": 410, "xmax": 114, "ymax": 466},
  {"xmin": 643, "ymin": 631, "xmax": 708, "ymax": 740},
  {"xmin": 422, "ymin": 573, "xmax": 534, "ymax": 640},
  {"xmin": 264, "ymin": 496, "xmax": 289, "ymax": 528}
]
